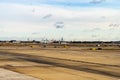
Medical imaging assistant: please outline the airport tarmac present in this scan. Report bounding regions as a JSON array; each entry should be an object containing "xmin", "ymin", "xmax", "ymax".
[
  {"xmin": 0, "ymin": 46, "xmax": 120, "ymax": 80},
  {"xmin": 0, "ymin": 68, "xmax": 39, "ymax": 80}
]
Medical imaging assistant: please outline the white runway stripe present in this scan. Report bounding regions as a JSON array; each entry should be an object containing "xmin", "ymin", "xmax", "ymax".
[{"xmin": 0, "ymin": 68, "xmax": 40, "ymax": 80}]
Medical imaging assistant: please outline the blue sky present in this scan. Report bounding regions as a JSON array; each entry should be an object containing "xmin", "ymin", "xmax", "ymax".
[{"xmin": 0, "ymin": 0, "xmax": 120, "ymax": 41}]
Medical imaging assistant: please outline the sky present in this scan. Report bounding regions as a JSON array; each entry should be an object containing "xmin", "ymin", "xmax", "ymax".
[{"xmin": 0, "ymin": 0, "xmax": 120, "ymax": 41}]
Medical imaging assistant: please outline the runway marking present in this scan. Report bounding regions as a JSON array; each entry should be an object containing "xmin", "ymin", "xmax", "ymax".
[{"xmin": 0, "ymin": 68, "xmax": 40, "ymax": 80}]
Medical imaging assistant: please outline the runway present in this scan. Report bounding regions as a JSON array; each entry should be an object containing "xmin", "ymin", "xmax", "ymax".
[{"xmin": 0, "ymin": 51, "xmax": 120, "ymax": 79}]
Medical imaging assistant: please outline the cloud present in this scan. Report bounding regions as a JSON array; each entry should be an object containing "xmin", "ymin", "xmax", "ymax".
[
  {"xmin": 0, "ymin": 0, "xmax": 120, "ymax": 8},
  {"xmin": 0, "ymin": 1, "xmax": 120, "ymax": 40},
  {"xmin": 89, "ymin": 0, "xmax": 106, "ymax": 4}
]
